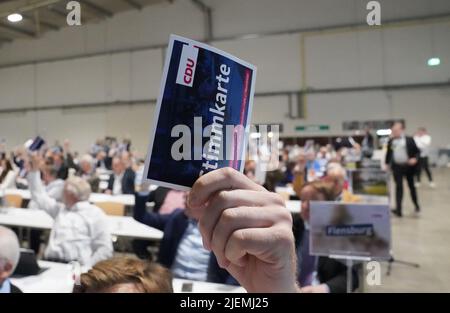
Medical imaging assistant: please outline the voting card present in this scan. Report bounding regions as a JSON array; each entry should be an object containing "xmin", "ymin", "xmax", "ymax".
[
  {"xmin": 309, "ymin": 202, "xmax": 391, "ymax": 260},
  {"xmin": 143, "ymin": 35, "xmax": 257, "ymax": 190}
]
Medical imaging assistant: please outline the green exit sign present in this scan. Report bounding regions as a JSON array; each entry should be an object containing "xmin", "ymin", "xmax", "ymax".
[{"xmin": 295, "ymin": 125, "xmax": 330, "ymax": 132}]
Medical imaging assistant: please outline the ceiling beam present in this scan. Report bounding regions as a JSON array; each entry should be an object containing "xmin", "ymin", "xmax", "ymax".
[
  {"xmin": 78, "ymin": 0, "xmax": 113, "ymax": 18},
  {"xmin": 122, "ymin": 0, "xmax": 142, "ymax": 10},
  {"xmin": 47, "ymin": 5, "xmax": 67, "ymax": 19},
  {"xmin": 0, "ymin": 0, "xmax": 62, "ymax": 18},
  {"xmin": 191, "ymin": 0, "xmax": 212, "ymax": 41},
  {"xmin": 22, "ymin": 13, "xmax": 59, "ymax": 31},
  {"xmin": 191, "ymin": 0, "xmax": 209, "ymax": 12},
  {"xmin": 0, "ymin": 21, "xmax": 35, "ymax": 37},
  {"xmin": 33, "ymin": 8, "xmax": 41, "ymax": 36}
]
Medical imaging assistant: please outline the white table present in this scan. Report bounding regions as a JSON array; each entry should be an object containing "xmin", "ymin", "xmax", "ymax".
[
  {"xmin": 275, "ymin": 186, "xmax": 295, "ymax": 197},
  {"xmin": 0, "ymin": 207, "xmax": 52, "ymax": 229},
  {"xmin": 4, "ymin": 189, "xmax": 135, "ymax": 206},
  {"xmin": 173, "ymin": 279, "xmax": 246, "ymax": 293},
  {"xmin": 11, "ymin": 261, "xmax": 78, "ymax": 293},
  {"xmin": 0, "ymin": 207, "xmax": 163, "ymax": 241},
  {"xmin": 11, "ymin": 261, "xmax": 246, "ymax": 293},
  {"xmin": 107, "ymin": 216, "xmax": 162, "ymax": 240},
  {"xmin": 89, "ymin": 193, "xmax": 135, "ymax": 206}
]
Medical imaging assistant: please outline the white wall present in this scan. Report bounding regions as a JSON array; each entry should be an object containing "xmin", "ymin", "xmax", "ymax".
[
  {"xmin": 0, "ymin": 0, "xmax": 205, "ymax": 65},
  {"xmin": 253, "ymin": 89, "xmax": 450, "ymax": 148},
  {"xmin": 0, "ymin": 103, "xmax": 155, "ymax": 158},
  {"xmin": 0, "ymin": 0, "xmax": 449, "ymax": 153}
]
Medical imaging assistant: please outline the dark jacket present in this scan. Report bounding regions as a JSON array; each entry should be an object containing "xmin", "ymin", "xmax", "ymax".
[
  {"xmin": 147, "ymin": 187, "xmax": 171, "ymax": 213},
  {"xmin": 293, "ymin": 215, "xmax": 359, "ymax": 293},
  {"xmin": 385, "ymin": 136, "xmax": 420, "ymax": 166},
  {"xmin": 56, "ymin": 164, "xmax": 69, "ymax": 180},
  {"xmin": 133, "ymin": 193, "xmax": 235, "ymax": 284},
  {"xmin": 107, "ymin": 168, "xmax": 135, "ymax": 194}
]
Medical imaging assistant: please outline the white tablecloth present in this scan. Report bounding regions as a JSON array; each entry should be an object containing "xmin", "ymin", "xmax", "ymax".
[
  {"xmin": 0, "ymin": 207, "xmax": 162, "ymax": 240},
  {"xmin": 4, "ymin": 189, "xmax": 135, "ymax": 206}
]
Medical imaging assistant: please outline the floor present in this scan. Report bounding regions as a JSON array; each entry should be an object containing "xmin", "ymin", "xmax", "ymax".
[{"xmin": 366, "ymin": 167, "xmax": 450, "ymax": 292}]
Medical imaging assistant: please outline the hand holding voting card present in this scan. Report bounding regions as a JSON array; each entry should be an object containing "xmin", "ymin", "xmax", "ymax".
[
  {"xmin": 310, "ymin": 202, "xmax": 391, "ymax": 260},
  {"xmin": 144, "ymin": 35, "xmax": 256, "ymax": 190}
]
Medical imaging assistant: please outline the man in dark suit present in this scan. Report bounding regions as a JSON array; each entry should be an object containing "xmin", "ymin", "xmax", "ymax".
[
  {"xmin": 0, "ymin": 226, "xmax": 23, "ymax": 293},
  {"xmin": 133, "ymin": 192, "xmax": 234, "ymax": 284},
  {"xmin": 385, "ymin": 122, "xmax": 421, "ymax": 217},
  {"xmin": 294, "ymin": 182, "xmax": 358, "ymax": 293},
  {"xmin": 106, "ymin": 157, "xmax": 135, "ymax": 195}
]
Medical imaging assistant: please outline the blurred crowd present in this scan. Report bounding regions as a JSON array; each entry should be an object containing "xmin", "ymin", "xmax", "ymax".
[{"xmin": 0, "ymin": 124, "xmax": 434, "ymax": 293}]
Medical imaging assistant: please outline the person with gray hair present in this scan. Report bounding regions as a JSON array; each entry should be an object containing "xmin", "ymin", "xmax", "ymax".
[
  {"xmin": 76, "ymin": 154, "xmax": 100, "ymax": 192},
  {"xmin": 26, "ymin": 153, "xmax": 113, "ymax": 266},
  {"xmin": 0, "ymin": 226, "xmax": 22, "ymax": 293},
  {"xmin": 325, "ymin": 162, "xmax": 347, "ymax": 201}
]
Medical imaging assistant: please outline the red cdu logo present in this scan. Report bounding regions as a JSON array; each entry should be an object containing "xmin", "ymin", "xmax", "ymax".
[
  {"xmin": 183, "ymin": 58, "xmax": 195, "ymax": 84},
  {"xmin": 176, "ymin": 44, "xmax": 199, "ymax": 87}
]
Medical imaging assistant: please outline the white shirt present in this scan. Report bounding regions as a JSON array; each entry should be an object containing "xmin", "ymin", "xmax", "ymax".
[
  {"xmin": 27, "ymin": 171, "xmax": 113, "ymax": 266},
  {"xmin": 392, "ymin": 136, "xmax": 408, "ymax": 165},
  {"xmin": 414, "ymin": 134, "xmax": 432, "ymax": 157},
  {"xmin": 0, "ymin": 169, "xmax": 17, "ymax": 190},
  {"xmin": 28, "ymin": 178, "xmax": 64, "ymax": 210},
  {"xmin": 171, "ymin": 220, "xmax": 210, "ymax": 281},
  {"xmin": 112, "ymin": 173, "xmax": 123, "ymax": 195}
]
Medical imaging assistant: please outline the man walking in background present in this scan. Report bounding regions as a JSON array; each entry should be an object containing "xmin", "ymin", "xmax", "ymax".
[
  {"xmin": 385, "ymin": 122, "xmax": 421, "ymax": 217},
  {"xmin": 414, "ymin": 127, "xmax": 435, "ymax": 188}
]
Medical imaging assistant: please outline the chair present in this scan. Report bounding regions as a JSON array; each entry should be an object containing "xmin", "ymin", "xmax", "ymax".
[
  {"xmin": 95, "ymin": 201, "xmax": 125, "ymax": 216},
  {"xmin": 4, "ymin": 194, "xmax": 23, "ymax": 208}
]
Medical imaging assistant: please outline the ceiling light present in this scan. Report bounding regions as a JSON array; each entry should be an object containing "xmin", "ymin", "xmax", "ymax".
[
  {"xmin": 427, "ymin": 57, "xmax": 440, "ymax": 67},
  {"xmin": 7, "ymin": 13, "xmax": 23, "ymax": 23}
]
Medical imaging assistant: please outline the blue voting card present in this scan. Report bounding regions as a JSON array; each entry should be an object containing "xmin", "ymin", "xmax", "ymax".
[{"xmin": 143, "ymin": 35, "xmax": 257, "ymax": 190}]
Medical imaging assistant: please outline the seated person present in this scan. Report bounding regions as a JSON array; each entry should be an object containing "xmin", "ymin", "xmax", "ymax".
[
  {"xmin": 325, "ymin": 163, "xmax": 360, "ymax": 203},
  {"xmin": 76, "ymin": 154, "xmax": 100, "ymax": 193},
  {"xmin": 316, "ymin": 146, "xmax": 330, "ymax": 173},
  {"xmin": 133, "ymin": 192, "xmax": 230, "ymax": 283},
  {"xmin": 305, "ymin": 151, "xmax": 322, "ymax": 181},
  {"xmin": 292, "ymin": 153, "xmax": 307, "ymax": 197},
  {"xmin": 105, "ymin": 157, "xmax": 135, "ymax": 195},
  {"xmin": 0, "ymin": 157, "xmax": 18, "ymax": 190},
  {"xmin": 29, "ymin": 158, "xmax": 65, "ymax": 208},
  {"xmin": 73, "ymin": 257, "xmax": 172, "ymax": 293},
  {"xmin": 27, "ymin": 153, "xmax": 113, "ymax": 266},
  {"xmin": 132, "ymin": 187, "xmax": 186, "ymax": 259},
  {"xmin": 294, "ymin": 181, "xmax": 358, "ymax": 293},
  {"xmin": 95, "ymin": 150, "xmax": 110, "ymax": 170},
  {"xmin": 0, "ymin": 226, "xmax": 22, "ymax": 293},
  {"xmin": 45, "ymin": 147, "xmax": 69, "ymax": 180}
]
